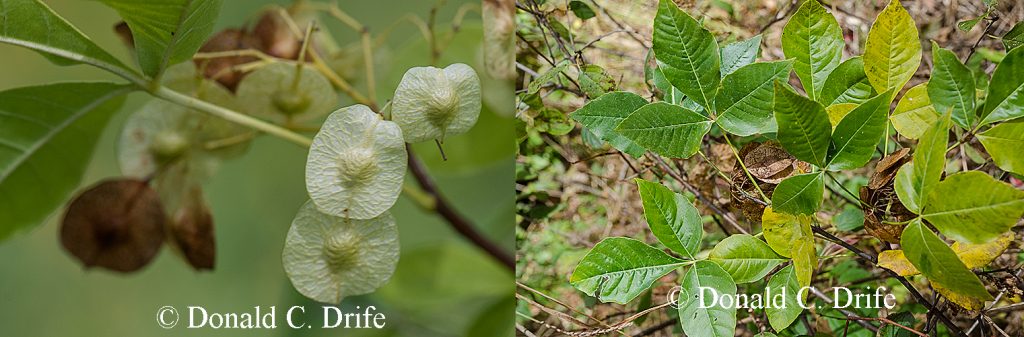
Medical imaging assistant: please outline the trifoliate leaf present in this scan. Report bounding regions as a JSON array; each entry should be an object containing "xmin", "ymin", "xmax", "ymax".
[
  {"xmin": 392, "ymin": 63, "xmax": 482, "ymax": 143},
  {"xmin": 283, "ymin": 201, "xmax": 399, "ymax": 304}
]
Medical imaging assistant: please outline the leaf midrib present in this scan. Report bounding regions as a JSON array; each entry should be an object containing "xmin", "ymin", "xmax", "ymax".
[{"xmin": 0, "ymin": 86, "xmax": 131, "ymax": 182}]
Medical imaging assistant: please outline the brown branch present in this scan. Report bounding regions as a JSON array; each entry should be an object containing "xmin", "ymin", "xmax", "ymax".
[
  {"xmin": 811, "ymin": 226, "xmax": 969, "ymax": 337},
  {"xmin": 650, "ymin": 154, "xmax": 748, "ymax": 235},
  {"xmin": 406, "ymin": 146, "xmax": 515, "ymax": 270}
]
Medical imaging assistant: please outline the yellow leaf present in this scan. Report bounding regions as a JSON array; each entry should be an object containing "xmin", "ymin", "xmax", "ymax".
[
  {"xmin": 762, "ymin": 206, "xmax": 813, "ymax": 258},
  {"xmin": 933, "ymin": 280, "xmax": 984, "ymax": 311},
  {"xmin": 793, "ymin": 239, "xmax": 816, "ymax": 288},
  {"xmin": 953, "ymin": 232, "xmax": 1014, "ymax": 269},
  {"xmin": 826, "ymin": 103, "xmax": 857, "ymax": 131},
  {"xmin": 864, "ymin": 0, "xmax": 922, "ymax": 94},
  {"xmin": 877, "ymin": 250, "xmax": 919, "ymax": 276}
]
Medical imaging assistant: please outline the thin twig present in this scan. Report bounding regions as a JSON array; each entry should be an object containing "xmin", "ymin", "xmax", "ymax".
[
  {"xmin": 650, "ymin": 154, "xmax": 748, "ymax": 235},
  {"xmin": 811, "ymin": 226, "xmax": 969, "ymax": 337},
  {"xmin": 407, "ymin": 146, "xmax": 515, "ymax": 270}
]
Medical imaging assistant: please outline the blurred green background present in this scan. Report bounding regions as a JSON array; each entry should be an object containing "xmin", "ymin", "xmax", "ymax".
[{"xmin": 0, "ymin": 1, "xmax": 514, "ymax": 336}]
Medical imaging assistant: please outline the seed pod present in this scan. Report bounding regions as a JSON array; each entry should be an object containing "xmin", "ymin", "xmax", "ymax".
[
  {"xmin": 236, "ymin": 62, "xmax": 337, "ymax": 124},
  {"xmin": 169, "ymin": 185, "xmax": 216, "ymax": 271},
  {"xmin": 60, "ymin": 179, "xmax": 166, "ymax": 273},
  {"xmin": 482, "ymin": 0, "xmax": 516, "ymax": 80},
  {"xmin": 306, "ymin": 105, "xmax": 407, "ymax": 219},
  {"xmin": 253, "ymin": 11, "xmax": 303, "ymax": 60},
  {"xmin": 119, "ymin": 64, "xmax": 250, "ymax": 180},
  {"xmin": 392, "ymin": 63, "xmax": 481, "ymax": 143},
  {"xmin": 283, "ymin": 202, "xmax": 399, "ymax": 304},
  {"xmin": 194, "ymin": 28, "xmax": 263, "ymax": 91}
]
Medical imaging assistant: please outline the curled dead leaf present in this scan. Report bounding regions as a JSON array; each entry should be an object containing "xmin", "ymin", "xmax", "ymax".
[
  {"xmin": 169, "ymin": 186, "xmax": 216, "ymax": 271},
  {"xmin": 860, "ymin": 150, "xmax": 915, "ymax": 243}
]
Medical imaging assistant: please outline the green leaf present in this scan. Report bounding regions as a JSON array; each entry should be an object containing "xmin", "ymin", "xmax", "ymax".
[
  {"xmin": 649, "ymin": 61, "xmax": 685, "ymax": 105},
  {"xmin": 890, "ymin": 83, "xmax": 938, "ymax": 139},
  {"xmin": 827, "ymin": 89, "xmax": 894, "ymax": 170},
  {"xmin": 0, "ymin": 0, "xmax": 138, "ymax": 80},
  {"xmin": 715, "ymin": 60, "xmax": 793, "ymax": 136},
  {"xmin": 569, "ymin": 0, "xmax": 596, "ymax": 20},
  {"xmin": 958, "ymin": 17, "xmax": 984, "ymax": 32},
  {"xmin": 864, "ymin": 0, "xmax": 921, "ymax": 94},
  {"xmin": 921, "ymin": 171, "xmax": 1024, "ymax": 244},
  {"xmin": 774, "ymin": 81, "xmax": 831, "ymax": 166},
  {"xmin": 1002, "ymin": 21, "xmax": 1024, "ymax": 51},
  {"xmin": 99, "ymin": 0, "xmax": 222, "ymax": 78},
  {"xmin": 636, "ymin": 179, "xmax": 703, "ymax": 258},
  {"xmin": 652, "ymin": 0, "xmax": 720, "ymax": 110},
  {"xmin": 771, "ymin": 172, "xmax": 824, "ymax": 216},
  {"xmin": 894, "ymin": 115, "xmax": 949, "ymax": 214},
  {"xmin": 901, "ymin": 220, "xmax": 993, "ymax": 301},
  {"xmin": 978, "ymin": 119, "xmax": 1024, "ymax": 175},
  {"xmin": 720, "ymin": 35, "xmax": 762, "ymax": 77},
  {"xmin": 570, "ymin": 237, "xmax": 687, "ymax": 304},
  {"xmin": 765, "ymin": 265, "xmax": 805, "ymax": 331},
  {"xmin": 879, "ymin": 312, "xmax": 916, "ymax": 337},
  {"xmin": 981, "ymin": 46, "xmax": 1024, "ymax": 125},
  {"xmin": 578, "ymin": 64, "xmax": 616, "ymax": 98},
  {"xmin": 781, "ymin": 0, "xmax": 843, "ymax": 100},
  {"xmin": 0, "ymin": 83, "xmax": 132, "ymax": 240},
  {"xmin": 616, "ymin": 102, "xmax": 713, "ymax": 158},
  {"xmin": 678, "ymin": 261, "xmax": 737, "ymax": 337},
  {"xmin": 819, "ymin": 57, "xmax": 876, "ymax": 106},
  {"xmin": 762, "ymin": 206, "xmax": 814, "ymax": 258},
  {"xmin": 570, "ymin": 91, "xmax": 647, "ymax": 157},
  {"xmin": 928, "ymin": 42, "xmax": 976, "ymax": 129},
  {"xmin": 527, "ymin": 61, "xmax": 568, "ymax": 96},
  {"xmin": 708, "ymin": 234, "xmax": 786, "ymax": 283}
]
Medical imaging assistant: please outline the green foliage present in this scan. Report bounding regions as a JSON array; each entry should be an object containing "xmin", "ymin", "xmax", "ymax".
[
  {"xmin": 569, "ymin": 91, "xmax": 647, "ymax": 156},
  {"xmin": 577, "ymin": 64, "xmax": 616, "ymax": 98},
  {"xmin": 719, "ymin": 35, "xmax": 762, "ymax": 77},
  {"xmin": 864, "ymin": 0, "xmax": 921, "ymax": 94},
  {"xmin": 981, "ymin": 46, "xmax": 1024, "ymax": 125},
  {"xmin": 901, "ymin": 220, "xmax": 993, "ymax": 301},
  {"xmin": 890, "ymin": 83, "xmax": 938, "ymax": 139},
  {"xmin": 715, "ymin": 60, "xmax": 792, "ymax": 136},
  {"xmin": 928, "ymin": 42, "xmax": 976, "ymax": 129},
  {"xmin": 894, "ymin": 115, "xmax": 949, "ymax": 213},
  {"xmin": 616, "ymin": 102, "xmax": 712, "ymax": 158},
  {"xmin": 0, "ymin": 83, "xmax": 131, "ymax": 239},
  {"xmin": 568, "ymin": 0, "xmax": 596, "ymax": 20},
  {"xmin": 819, "ymin": 57, "xmax": 875, "ymax": 106},
  {"xmin": 771, "ymin": 172, "xmax": 825, "ymax": 215},
  {"xmin": 0, "ymin": 0, "xmax": 138, "ymax": 80},
  {"xmin": 774, "ymin": 82, "xmax": 831, "ymax": 167},
  {"xmin": 921, "ymin": 171, "xmax": 1024, "ymax": 244},
  {"xmin": 765, "ymin": 265, "xmax": 803, "ymax": 331},
  {"xmin": 99, "ymin": 0, "xmax": 222, "ymax": 78},
  {"xmin": 569, "ymin": 237, "xmax": 687, "ymax": 304},
  {"xmin": 708, "ymin": 234, "xmax": 785, "ymax": 283},
  {"xmin": 545, "ymin": 0, "xmax": 1024, "ymax": 333},
  {"xmin": 636, "ymin": 179, "xmax": 703, "ymax": 258},
  {"xmin": 826, "ymin": 89, "xmax": 893, "ymax": 170},
  {"xmin": 652, "ymin": 0, "xmax": 720, "ymax": 110},
  {"xmin": 678, "ymin": 261, "xmax": 737, "ymax": 337},
  {"xmin": 781, "ymin": 0, "xmax": 843, "ymax": 100},
  {"xmin": 1002, "ymin": 21, "xmax": 1024, "ymax": 51},
  {"xmin": 978, "ymin": 119, "xmax": 1024, "ymax": 175}
]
